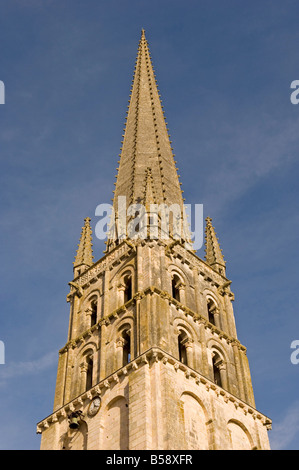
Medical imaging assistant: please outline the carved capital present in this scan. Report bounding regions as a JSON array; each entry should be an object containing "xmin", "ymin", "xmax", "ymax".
[
  {"xmin": 85, "ymin": 307, "xmax": 93, "ymax": 316},
  {"xmin": 116, "ymin": 336, "xmax": 126, "ymax": 348},
  {"xmin": 117, "ymin": 282, "xmax": 126, "ymax": 292},
  {"xmin": 80, "ymin": 363, "xmax": 89, "ymax": 373}
]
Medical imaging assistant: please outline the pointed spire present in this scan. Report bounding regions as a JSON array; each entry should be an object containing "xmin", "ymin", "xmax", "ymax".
[
  {"xmin": 109, "ymin": 29, "xmax": 190, "ymax": 249},
  {"xmin": 205, "ymin": 217, "xmax": 226, "ymax": 276},
  {"xmin": 73, "ymin": 217, "xmax": 93, "ymax": 274}
]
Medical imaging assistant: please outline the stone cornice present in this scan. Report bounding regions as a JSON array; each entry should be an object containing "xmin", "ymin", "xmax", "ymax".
[
  {"xmin": 68, "ymin": 238, "xmax": 233, "ymax": 302},
  {"xmin": 36, "ymin": 347, "xmax": 272, "ymax": 434},
  {"xmin": 69, "ymin": 240, "xmax": 134, "ymax": 292}
]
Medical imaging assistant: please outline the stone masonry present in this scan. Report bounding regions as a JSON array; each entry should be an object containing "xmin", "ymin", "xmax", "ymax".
[{"xmin": 37, "ymin": 30, "xmax": 272, "ymax": 450}]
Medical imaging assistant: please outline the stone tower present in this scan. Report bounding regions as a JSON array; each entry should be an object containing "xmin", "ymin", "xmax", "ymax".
[{"xmin": 37, "ymin": 30, "xmax": 272, "ymax": 450}]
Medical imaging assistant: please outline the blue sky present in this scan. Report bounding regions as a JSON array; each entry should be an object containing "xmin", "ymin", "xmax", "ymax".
[{"xmin": 1, "ymin": 0, "xmax": 299, "ymax": 450}]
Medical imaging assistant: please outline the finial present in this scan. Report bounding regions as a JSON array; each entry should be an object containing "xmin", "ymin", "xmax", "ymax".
[
  {"xmin": 205, "ymin": 216, "xmax": 226, "ymax": 275},
  {"xmin": 73, "ymin": 217, "xmax": 94, "ymax": 271}
]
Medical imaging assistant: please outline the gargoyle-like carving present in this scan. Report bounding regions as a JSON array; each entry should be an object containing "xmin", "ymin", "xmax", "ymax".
[
  {"xmin": 217, "ymin": 280, "xmax": 234, "ymax": 300},
  {"xmin": 67, "ymin": 282, "xmax": 84, "ymax": 302}
]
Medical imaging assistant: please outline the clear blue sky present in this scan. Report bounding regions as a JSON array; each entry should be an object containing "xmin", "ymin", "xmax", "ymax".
[{"xmin": 1, "ymin": 0, "xmax": 299, "ymax": 450}]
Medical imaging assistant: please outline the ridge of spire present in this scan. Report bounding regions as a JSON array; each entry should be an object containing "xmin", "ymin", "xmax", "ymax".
[
  {"xmin": 205, "ymin": 217, "xmax": 226, "ymax": 275},
  {"xmin": 73, "ymin": 217, "xmax": 94, "ymax": 271},
  {"xmin": 144, "ymin": 167, "xmax": 157, "ymax": 209}
]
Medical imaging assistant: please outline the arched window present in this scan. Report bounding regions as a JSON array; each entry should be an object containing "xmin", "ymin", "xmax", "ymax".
[
  {"xmin": 124, "ymin": 275, "xmax": 132, "ymax": 303},
  {"xmin": 178, "ymin": 330, "xmax": 188, "ymax": 365},
  {"xmin": 116, "ymin": 323, "xmax": 133, "ymax": 369},
  {"xmin": 207, "ymin": 298, "xmax": 216, "ymax": 325},
  {"xmin": 86, "ymin": 355, "xmax": 93, "ymax": 391},
  {"xmin": 122, "ymin": 329, "xmax": 131, "ymax": 366},
  {"xmin": 90, "ymin": 299, "xmax": 97, "ymax": 327},
  {"xmin": 172, "ymin": 274, "xmax": 181, "ymax": 301},
  {"xmin": 212, "ymin": 352, "xmax": 223, "ymax": 387}
]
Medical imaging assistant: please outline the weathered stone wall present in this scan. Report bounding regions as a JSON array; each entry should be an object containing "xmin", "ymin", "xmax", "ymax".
[
  {"xmin": 40, "ymin": 238, "xmax": 270, "ymax": 450},
  {"xmin": 39, "ymin": 355, "xmax": 271, "ymax": 450}
]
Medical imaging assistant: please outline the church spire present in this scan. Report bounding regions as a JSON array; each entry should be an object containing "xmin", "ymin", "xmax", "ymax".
[
  {"xmin": 38, "ymin": 30, "xmax": 271, "ymax": 451},
  {"xmin": 110, "ymin": 29, "xmax": 187, "ymax": 247},
  {"xmin": 205, "ymin": 217, "xmax": 226, "ymax": 276},
  {"xmin": 73, "ymin": 217, "xmax": 93, "ymax": 276}
]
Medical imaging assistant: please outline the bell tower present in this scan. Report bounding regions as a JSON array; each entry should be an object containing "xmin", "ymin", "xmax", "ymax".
[{"xmin": 37, "ymin": 30, "xmax": 271, "ymax": 450}]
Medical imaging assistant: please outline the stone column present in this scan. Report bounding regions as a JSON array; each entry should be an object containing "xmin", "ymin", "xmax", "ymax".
[
  {"xmin": 159, "ymin": 244, "xmax": 166, "ymax": 291},
  {"xmin": 219, "ymin": 363, "xmax": 228, "ymax": 391},
  {"xmin": 192, "ymin": 267, "xmax": 201, "ymax": 315},
  {"xmin": 135, "ymin": 293, "xmax": 142, "ymax": 357},
  {"xmin": 64, "ymin": 345, "xmax": 75, "ymax": 403},
  {"xmin": 79, "ymin": 363, "xmax": 88, "ymax": 394},
  {"xmin": 99, "ymin": 320, "xmax": 108, "ymax": 381},
  {"xmin": 118, "ymin": 282, "xmax": 126, "ymax": 307},
  {"xmin": 178, "ymin": 282, "xmax": 186, "ymax": 305},
  {"xmin": 115, "ymin": 337, "xmax": 125, "ymax": 369},
  {"xmin": 239, "ymin": 349, "xmax": 256, "ymax": 408},
  {"xmin": 223, "ymin": 293, "xmax": 237, "ymax": 338},
  {"xmin": 232, "ymin": 341, "xmax": 246, "ymax": 400},
  {"xmin": 184, "ymin": 338, "xmax": 194, "ymax": 369},
  {"xmin": 198, "ymin": 319, "xmax": 209, "ymax": 377},
  {"xmin": 85, "ymin": 306, "xmax": 93, "ymax": 330},
  {"xmin": 68, "ymin": 294, "xmax": 81, "ymax": 340},
  {"xmin": 212, "ymin": 305, "xmax": 221, "ymax": 329},
  {"xmin": 53, "ymin": 350, "xmax": 68, "ymax": 410},
  {"xmin": 136, "ymin": 244, "xmax": 143, "ymax": 292},
  {"xmin": 103, "ymin": 268, "xmax": 110, "ymax": 317}
]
